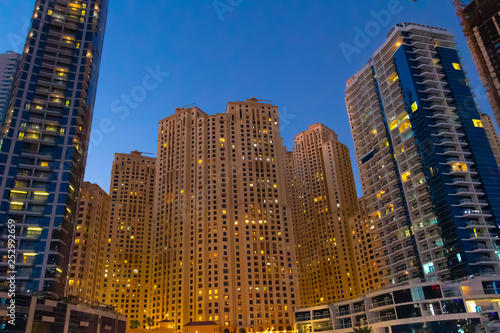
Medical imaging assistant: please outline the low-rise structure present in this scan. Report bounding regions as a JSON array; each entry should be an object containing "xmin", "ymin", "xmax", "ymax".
[
  {"xmin": 0, "ymin": 292, "xmax": 127, "ymax": 332},
  {"xmin": 295, "ymin": 275, "xmax": 500, "ymax": 332}
]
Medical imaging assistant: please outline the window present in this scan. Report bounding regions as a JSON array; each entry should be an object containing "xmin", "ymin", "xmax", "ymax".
[
  {"xmin": 472, "ymin": 119, "xmax": 483, "ymax": 128},
  {"xmin": 452, "ymin": 63, "xmax": 461, "ymax": 70},
  {"xmin": 411, "ymin": 102, "xmax": 418, "ymax": 112}
]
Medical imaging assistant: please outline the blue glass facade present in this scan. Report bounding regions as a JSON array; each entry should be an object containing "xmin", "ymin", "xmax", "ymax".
[
  {"xmin": 0, "ymin": 0, "xmax": 108, "ymax": 297},
  {"xmin": 391, "ymin": 39, "xmax": 500, "ymax": 278}
]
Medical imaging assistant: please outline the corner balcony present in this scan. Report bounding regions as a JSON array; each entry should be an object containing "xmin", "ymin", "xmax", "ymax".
[{"xmin": 470, "ymin": 256, "xmax": 500, "ymax": 265}]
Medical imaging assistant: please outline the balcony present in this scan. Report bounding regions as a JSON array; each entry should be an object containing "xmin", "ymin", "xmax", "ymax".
[
  {"xmin": 369, "ymin": 313, "xmax": 397, "ymax": 323},
  {"xmin": 371, "ymin": 299, "xmax": 394, "ymax": 309}
]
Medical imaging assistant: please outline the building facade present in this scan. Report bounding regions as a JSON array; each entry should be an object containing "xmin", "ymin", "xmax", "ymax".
[
  {"xmin": 103, "ymin": 151, "xmax": 156, "ymax": 328},
  {"xmin": 347, "ymin": 197, "xmax": 382, "ymax": 296},
  {"xmin": 0, "ymin": 0, "xmax": 108, "ymax": 297},
  {"xmin": 0, "ymin": 291, "xmax": 127, "ymax": 333},
  {"xmin": 481, "ymin": 113, "xmax": 500, "ymax": 170},
  {"xmin": 67, "ymin": 182, "xmax": 110, "ymax": 302},
  {"xmin": 288, "ymin": 124, "xmax": 359, "ymax": 306},
  {"xmin": 345, "ymin": 22, "xmax": 500, "ymax": 287},
  {"xmin": 153, "ymin": 98, "xmax": 299, "ymax": 333},
  {"xmin": 455, "ymin": 0, "xmax": 500, "ymax": 128},
  {"xmin": 0, "ymin": 51, "xmax": 21, "ymax": 127},
  {"xmin": 295, "ymin": 275, "xmax": 500, "ymax": 333}
]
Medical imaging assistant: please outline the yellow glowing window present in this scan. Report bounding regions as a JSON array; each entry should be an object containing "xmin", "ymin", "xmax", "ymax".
[
  {"xmin": 18, "ymin": 132, "xmax": 25, "ymax": 139},
  {"xmin": 48, "ymin": 9, "xmax": 53, "ymax": 15},
  {"xmin": 388, "ymin": 73, "xmax": 399, "ymax": 83},
  {"xmin": 198, "ymin": 159, "xmax": 203, "ymax": 164},
  {"xmin": 473, "ymin": 119, "xmax": 483, "ymax": 128},
  {"xmin": 452, "ymin": 163, "xmax": 467, "ymax": 172},
  {"xmin": 401, "ymin": 171, "xmax": 411, "ymax": 182},
  {"xmin": 220, "ymin": 138, "xmax": 225, "ymax": 142},
  {"xmin": 411, "ymin": 102, "xmax": 418, "ymax": 112},
  {"xmin": 389, "ymin": 119, "xmax": 398, "ymax": 131},
  {"xmin": 399, "ymin": 120, "xmax": 412, "ymax": 133},
  {"xmin": 452, "ymin": 63, "xmax": 461, "ymax": 70},
  {"xmin": 371, "ymin": 129, "xmax": 377, "ymax": 135}
]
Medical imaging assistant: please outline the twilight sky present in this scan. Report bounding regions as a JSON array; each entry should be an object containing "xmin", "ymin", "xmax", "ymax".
[{"xmin": 0, "ymin": 0, "xmax": 496, "ymax": 196}]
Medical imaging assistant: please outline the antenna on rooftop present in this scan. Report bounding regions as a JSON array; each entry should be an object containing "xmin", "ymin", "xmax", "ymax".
[
  {"xmin": 250, "ymin": 97, "xmax": 273, "ymax": 103},
  {"xmin": 132, "ymin": 150, "xmax": 154, "ymax": 156}
]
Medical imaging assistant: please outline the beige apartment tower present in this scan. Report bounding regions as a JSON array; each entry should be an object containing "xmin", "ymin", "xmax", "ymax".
[
  {"xmin": 103, "ymin": 151, "xmax": 156, "ymax": 328},
  {"xmin": 67, "ymin": 182, "xmax": 110, "ymax": 302},
  {"xmin": 347, "ymin": 197, "xmax": 381, "ymax": 295},
  {"xmin": 153, "ymin": 98, "xmax": 299, "ymax": 333},
  {"xmin": 288, "ymin": 124, "xmax": 359, "ymax": 307}
]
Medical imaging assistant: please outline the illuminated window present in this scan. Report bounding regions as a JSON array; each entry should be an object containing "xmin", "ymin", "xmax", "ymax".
[
  {"xmin": 370, "ymin": 129, "xmax": 377, "ymax": 135},
  {"xmin": 411, "ymin": 102, "xmax": 418, "ymax": 112},
  {"xmin": 389, "ymin": 119, "xmax": 398, "ymax": 131},
  {"xmin": 198, "ymin": 159, "xmax": 203, "ymax": 164},
  {"xmin": 472, "ymin": 119, "xmax": 483, "ymax": 128},
  {"xmin": 48, "ymin": 9, "xmax": 53, "ymax": 15},
  {"xmin": 27, "ymin": 227, "xmax": 42, "ymax": 238},
  {"xmin": 401, "ymin": 171, "xmax": 411, "ymax": 182},
  {"xmin": 387, "ymin": 73, "xmax": 399, "ymax": 83},
  {"xmin": 452, "ymin": 63, "xmax": 461, "ymax": 70},
  {"xmin": 451, "ymin": 163, "xmax": 467, "ymax": 172},
  {"xmin": 423, "ymin": 262, "xmax": 434, "ymax": 274},
  {"xmin": 399, "ymin": 120, "xmax": 411, "ymax": 133}
]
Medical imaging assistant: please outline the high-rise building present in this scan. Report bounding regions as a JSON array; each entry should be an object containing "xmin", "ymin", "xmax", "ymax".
[
  {"xmin": 347, "ymin": 197, "xmax": 381, "ymax": 295},
  {"xmin": 481, "ymin": 112, "xmax": 500, "ymax": 169},
  {"xmin": 103, "ymin": 151, "xmax": 155, "ymax": 327},
  {"xmin": 0, "ymin": 0, "xmax": 108, "ymax": 297},
  {"xmin": 454, "ymin": 0, "xmax": 500, "ymax": 128},
  {"xmin": 345, "ymin": 22, "xmax": 500, "ymax": 286},
  {"xmin": 0, "ymin": 51, "xmax": 21, "ymax": 127},
  {"xmin": 287, "ymin": 124, "xmax": 359, "ymax": 307},
  {"xmin": 67, "ymin": 182, "xmax": 110, "ymax": 302},
  {"xmin": 153, "ymin": 98, "xmax": 299, "ymax": 333}
]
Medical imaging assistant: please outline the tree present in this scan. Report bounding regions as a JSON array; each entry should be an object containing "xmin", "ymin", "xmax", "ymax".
[
  {"xmin": 143, "ymin": 316, "xmax": 155, "ymax": 328},
  {"xmin": 130, "ymin": 320, "xmax": 141, "ymax": 330},
  {"xmin": 353, "ymin": 327, "xmax": 373, "ymax": 333}
]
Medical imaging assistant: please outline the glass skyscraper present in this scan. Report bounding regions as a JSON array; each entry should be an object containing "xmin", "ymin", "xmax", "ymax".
[
  {"xmin": 454, "ymin": 0, "xmax": 500, "ymax": 128},
  {"xmin": 345, "ymin": 22, "xmax": 500, "ymax": 286},
  {"xmin": 0, "ymin": 0, "xmax": 108, "ymax": 298},
  {"xmin": 0, "ymin": 51, "xmax": 21, "ymax": 128}
]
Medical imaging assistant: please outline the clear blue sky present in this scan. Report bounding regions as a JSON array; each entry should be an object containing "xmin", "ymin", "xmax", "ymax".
[{"xmin": 1, "ymin": 0, "xmax": 496, "ymax": 196}]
